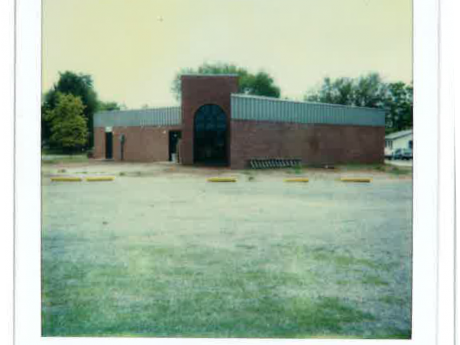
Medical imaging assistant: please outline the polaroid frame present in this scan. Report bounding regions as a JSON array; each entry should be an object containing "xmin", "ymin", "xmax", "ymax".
[{"xmin": 14, "ymin": 0, "xmax": 439, "ymax": 344}]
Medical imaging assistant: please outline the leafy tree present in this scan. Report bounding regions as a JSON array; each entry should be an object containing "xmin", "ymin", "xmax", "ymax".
[
  {"xmin": 98, "ymin": 101, "xmax": 122, "ymax": 111},
  {"xmin": 171, "ymin": 62, "xmax": 281, "ymax": 101},
  {"xmin": 305, "ymin": 77, "xmax": 355, "ymax": 105},
  {"xmin": 304, "ymin": 73, "xmax": 412, "ymax": 133},
  {"xmin": 305, "ymin": 73, "xmax": 387, "ymax": 108},
  {"xmin": 353, "ymin": 73, "xmax": 388, "ymax": 108},
  {"xmin": 42, "ymin": 91, "xmax": 60, "ymax": 147},
  {"xmin": 242, "ymin": 71, "xmax": 281, "ymax": 98},
  {"xmin": 42, "ymin": 71, "xmax": 99, "ymax": 148},
  {"xmin": 383, "ymin": 82, "xmax": 413, "ymax": 133},
  {"xmin": 44, "ymin": 93, "xmax": 88, "ymax": 152}
]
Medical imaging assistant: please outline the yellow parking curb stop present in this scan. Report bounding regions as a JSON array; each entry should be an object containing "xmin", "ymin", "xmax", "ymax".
[
  {"xmin": 51, "ymin": 177, "xmax": 82, "ymax": 182},
  {"xmin": 207, "ymin": 177, "xmax": 237, "ymax": 183},
  {"xmin": 285, "ymin": 178, "xmax": 309, "ymax": 183},
  {"xmin": 86, "ymin": 176, "xmax": 115, "ymax": 182},
  {"xmin": 340, "ymin": 178, "xmax": 371, "ymax": 183}
]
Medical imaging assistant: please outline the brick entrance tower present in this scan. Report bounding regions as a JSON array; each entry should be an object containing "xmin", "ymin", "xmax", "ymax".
[{"xmin": 180, "ymin": 75, "xmax": 239, "ymax": 166}]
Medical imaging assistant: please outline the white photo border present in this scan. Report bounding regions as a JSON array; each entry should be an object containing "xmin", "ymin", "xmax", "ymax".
[
  {"xmin": 14, "ymin": 0, "xmax": 439, "ymax": 344},
  {"xmin": 437, "ymin": 0, "xmax": 457, "ymax": 342}
]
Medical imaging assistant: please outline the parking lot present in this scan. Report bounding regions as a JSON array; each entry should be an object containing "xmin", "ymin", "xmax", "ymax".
[{"xmin": 41, "ymin": 161, "xmax": 412, "ymax": 338}]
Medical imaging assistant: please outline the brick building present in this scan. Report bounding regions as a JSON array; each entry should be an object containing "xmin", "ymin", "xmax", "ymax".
[{"xmin": 93, "ymin": 75, "xmax": 385, "ymax": 169}]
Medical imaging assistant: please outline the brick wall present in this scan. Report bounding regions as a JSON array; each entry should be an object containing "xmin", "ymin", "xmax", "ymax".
[
  {"xmin": 230, "ymin": 120, "xmax": 385, "ymax": 169},
  {"xmin": 93, "ymin": 127, "xmax": 105, "ymax": 159},
  {"xmin": 93, "ymin": 75, "xmax": 383, "ymax": 168},
  {"xmin": 93, "ymin": 125, "xmax": 182, "ymax": 162},
  {"xmin": 181, "ymin": 75, "xmax": 239, "ymax": 165}
]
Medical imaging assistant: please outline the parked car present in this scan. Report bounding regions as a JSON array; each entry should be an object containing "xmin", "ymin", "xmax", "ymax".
[
  {"xmin": 392, "ymin": 148, "xmax": 413, "ymax": 160},
  {"xmin": 401, "ymin": 148, "xmax": 413, "ymax": 160}
]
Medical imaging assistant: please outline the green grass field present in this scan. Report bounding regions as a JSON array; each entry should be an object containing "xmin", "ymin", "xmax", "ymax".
[
  {"xmin": 41, "ymin": 154, "xmax": 89, "ymax": 165},
  {"xmin": 42, "ymin": 240, "xmax": 409, "ymax": 338},
  {"xmin": 42, "ymin": 168, "xmax": 412, "ymax": 339}
]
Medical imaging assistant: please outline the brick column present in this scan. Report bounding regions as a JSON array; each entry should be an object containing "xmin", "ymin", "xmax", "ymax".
[{"xmin": 180, "ymin": 75, "xmax": 239, "ymax": 165}]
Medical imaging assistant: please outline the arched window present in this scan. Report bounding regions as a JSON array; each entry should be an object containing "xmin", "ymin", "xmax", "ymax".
[{"xmin": 194, "ymin": 104, "xmax": 227, "ymax": 165}]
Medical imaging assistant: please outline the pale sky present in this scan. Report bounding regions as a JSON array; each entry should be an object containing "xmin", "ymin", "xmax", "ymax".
[{"xmin": 42, "ymin": 0, "xmax": 412, "ymax": 109}]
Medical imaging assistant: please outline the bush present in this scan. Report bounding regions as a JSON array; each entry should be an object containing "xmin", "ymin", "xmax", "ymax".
[{"xmin": 44, "ymin": 93, "xmax": 88, "ymax": 153}]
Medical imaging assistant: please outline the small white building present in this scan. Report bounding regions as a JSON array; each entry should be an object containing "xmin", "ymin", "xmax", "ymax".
[{"xmin": 384, "ymin": 129, "xmax": 413, "ymax": 156}]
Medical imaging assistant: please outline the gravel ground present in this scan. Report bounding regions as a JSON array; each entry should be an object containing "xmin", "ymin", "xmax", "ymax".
[{"xmin": 41, "ymin": 162, "xmax": 412, "ymax": 338}]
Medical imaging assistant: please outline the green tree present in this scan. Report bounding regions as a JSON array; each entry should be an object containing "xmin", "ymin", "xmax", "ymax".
[
  {"xmin": 42, "ymin": 71, "xmax": 99, "ymax": 148},
  {"xmin": 44, "ymin": 93, "xmax": 88, "ymax": 152},
  {"xmin": 241, "ymin": 71, "xmax": 281, "ymax": 98},
  {"xmin": 304, "ymin": 73, "xmax": 412, "ymax": 133},
  {"xmin": 171, "ymin": 62, "xmax": 281, "ymax": 101},
  {"xmin": 353, "ymin": 73, "xmax": 387, "ymax": 108},
  {"xmin": 383, "ymin": 82, "xmax": 413, "ymax": 133},
  {"xmin": 305, "ymin": 73, "xmax": 387, "ymax": 108},
  {"xmin": 305, "ymin": 77, "xmax": 355, "ymax": 105},
  {"xmin": 98, "ymin": 101, "xmax": 122, "ymax": 111}
]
